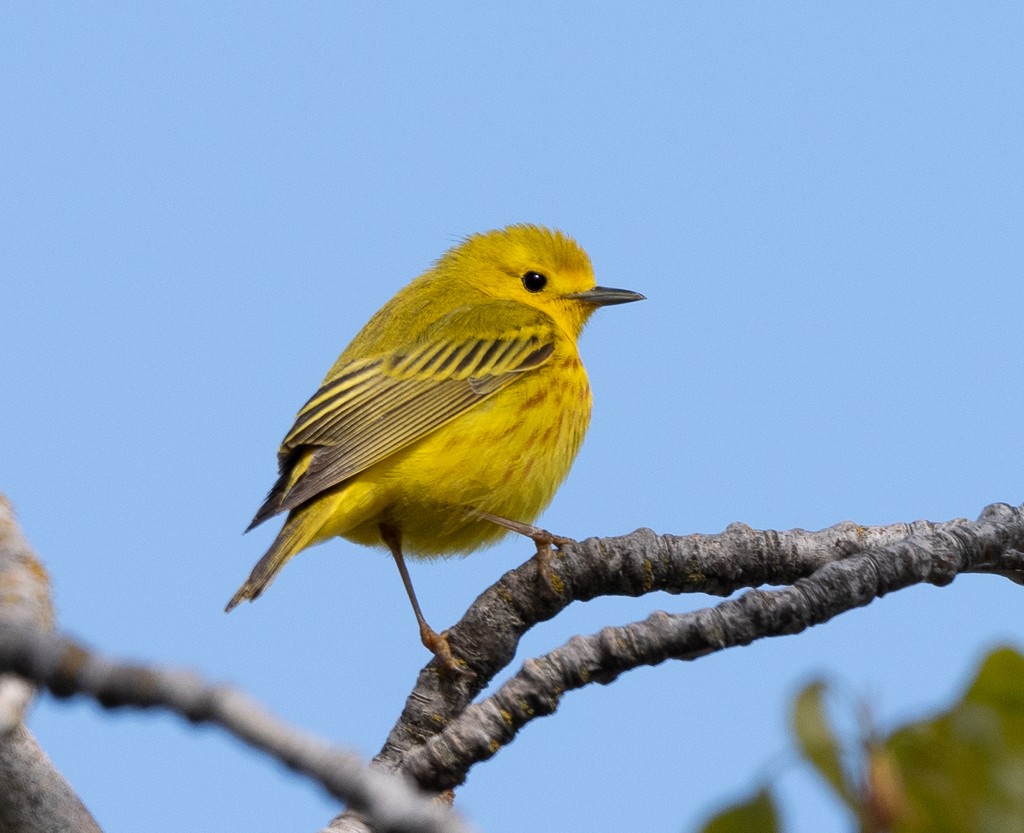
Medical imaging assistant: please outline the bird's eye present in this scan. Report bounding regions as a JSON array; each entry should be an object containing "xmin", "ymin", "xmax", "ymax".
[{"xmin": 522, "ymin": 271, "xmax": 547, "ymax": 292}]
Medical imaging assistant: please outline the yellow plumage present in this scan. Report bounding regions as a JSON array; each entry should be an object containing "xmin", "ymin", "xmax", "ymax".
[{"xmin": 227, "ymin": 225, "xmax": 643, "ymax": 667}]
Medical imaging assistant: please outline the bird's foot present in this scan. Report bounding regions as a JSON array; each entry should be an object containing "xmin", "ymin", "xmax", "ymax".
[
  {"xmin": 419, "ymin": 622, "xmax": 471, "ymax": 677},
  {"xmin": 530, "ymin": 528, "xmax": 572, "ymax": 598},
  {"xmin": 475, "ymin": 511, "xmax": 574, "ymax": 597}
]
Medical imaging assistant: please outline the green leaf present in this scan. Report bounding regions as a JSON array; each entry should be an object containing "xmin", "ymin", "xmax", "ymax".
[
  {"xmin": 698, "ymin": 787, "xmax": 780, "ymax": 833},
  {"xmin": 963, "ymin": 646, "xmax": 1024, "ymax": 716},
  {"xmin": 791, "ymin": 680, "xmax": 858, "ymax": 809},
  {"xmin": 886, "ymin": 646, "xmax": 1024, "ymax": 833}
]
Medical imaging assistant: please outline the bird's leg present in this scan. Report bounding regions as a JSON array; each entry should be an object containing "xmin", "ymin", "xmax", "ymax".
[
  {"xmin": 474, "ymin": 510, "xmax": 575, "ymax": 595},
  {"xmin": 379, "ymin": 523, "xmax": 467, "ymax": 675}
]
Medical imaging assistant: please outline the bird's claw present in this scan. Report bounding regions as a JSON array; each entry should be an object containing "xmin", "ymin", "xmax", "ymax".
[
  {"xmin": 473, "ymin": 509, "xmax": 574, "ymax": 597},
  {"xmin": 421, "ymin": 625, "xmax": 472, "ymax": 677}
]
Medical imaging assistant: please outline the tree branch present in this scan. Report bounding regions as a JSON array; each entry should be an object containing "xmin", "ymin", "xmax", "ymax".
[
  {"xmin": 5, "ymin": 491, "xmax": 1023, "ymax": 833},
  {"xmin": 325, "ymin": 503, "xmax": 1024, "ymax": 831},
  {"xmin": 0, "ymin": 495, "xmax": 103, "ymax": 833},
  {"xmin": 403, "ymin": 502, "xmax": 1024, "ymax": 789},
  {"xmin": 364, "ymin": 516, "xmax": 941, "ymax": 775},
  {"xmin": 0, "ymin": 496, "xmax": 470, "ymax": 833}
]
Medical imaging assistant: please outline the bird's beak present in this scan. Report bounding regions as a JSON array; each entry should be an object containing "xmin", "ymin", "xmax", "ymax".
[{"xmin": 567, "ymin": 286, "xmax": 646, "ymax": 306}]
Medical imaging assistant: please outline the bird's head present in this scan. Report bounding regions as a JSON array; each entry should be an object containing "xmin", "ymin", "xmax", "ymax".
[{"xmin": 441, "ymin": 224, "xmax": 644, "ymax": 339}]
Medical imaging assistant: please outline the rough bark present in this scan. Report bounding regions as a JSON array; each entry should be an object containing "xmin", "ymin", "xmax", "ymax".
[{"xmin": 2, "ymin": 495, "xmax": 1022, "ymax": 833}]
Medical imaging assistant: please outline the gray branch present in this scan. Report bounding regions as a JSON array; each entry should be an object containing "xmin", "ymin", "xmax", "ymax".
[
  {"xmin": 0, "ymin": 496, "xmax": 469, "ymax": 833},
  {"xmin": 326, "ymin": 502, "xmax": 1024, "ymax": 830},
  {"xmin": 0, "ymin": 621, "xmax": 476, "ymax": 833},
  {"xmin": 4, "ymin": 490, "xmax": 1023, "ymax": 833},
  {"xmin": 402, "ymin": 502, "xmax": 1024, "ymax": 788},
  {"xmin": 0, "ymin": 495, "xmax": 102, "ymax": 833}
]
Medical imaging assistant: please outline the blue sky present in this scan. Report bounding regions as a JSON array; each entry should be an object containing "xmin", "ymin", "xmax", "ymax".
[{"xmin": 2, "ymin": 3, "xmax": 1022, "ymax": 831}]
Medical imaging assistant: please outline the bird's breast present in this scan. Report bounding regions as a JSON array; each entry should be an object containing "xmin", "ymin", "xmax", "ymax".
[{"xmin": 365, "ymin": 349, "xmax": 592, "ymax": 556}]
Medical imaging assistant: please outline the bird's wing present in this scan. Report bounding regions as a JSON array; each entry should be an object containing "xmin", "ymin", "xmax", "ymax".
[{"xmin": 248, "ymin": 302, "xmax": 556, "ymax": 528}]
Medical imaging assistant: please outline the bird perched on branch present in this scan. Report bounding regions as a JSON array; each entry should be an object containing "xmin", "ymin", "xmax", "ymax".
[{"xmin": 227, "ymin": 224, "xmax": 644, "ymax": 671}]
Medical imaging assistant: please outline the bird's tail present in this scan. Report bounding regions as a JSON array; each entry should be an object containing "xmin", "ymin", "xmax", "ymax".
[{"xmin": 225, "ymin": 509, "xmax": 324, "ymax": 612}]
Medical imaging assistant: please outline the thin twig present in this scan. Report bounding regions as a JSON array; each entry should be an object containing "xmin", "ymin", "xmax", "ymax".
[{"xmin": 0, "ymin": 496, "xmax": 470, "ymax": 833}]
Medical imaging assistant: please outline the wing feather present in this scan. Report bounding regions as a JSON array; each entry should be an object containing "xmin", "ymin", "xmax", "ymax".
[{"xmin": 248, "ymin": 304, "xmax": 557, "ymax": 528}]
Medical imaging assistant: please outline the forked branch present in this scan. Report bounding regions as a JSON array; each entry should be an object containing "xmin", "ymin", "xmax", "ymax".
[{"xmin": 2, "ymin": 494, "xmax": 1022, "ymax": 833}]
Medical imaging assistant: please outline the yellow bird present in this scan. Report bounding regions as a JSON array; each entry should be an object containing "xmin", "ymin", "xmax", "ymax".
[{"xmin": 227, "ymin": 225, "xmax": 643, "ymax": 669}]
